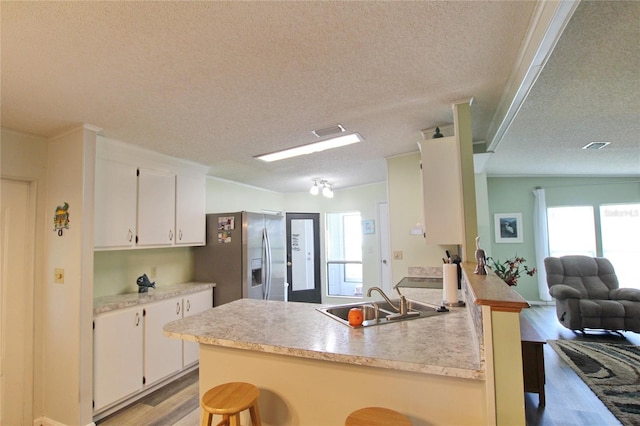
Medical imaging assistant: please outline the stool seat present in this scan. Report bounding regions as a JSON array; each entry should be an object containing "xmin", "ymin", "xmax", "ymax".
[
  {"xmin": 345, "ymin": 407, "xmax": 412, "ymax": 426},
  {"xmin": 201, "ymin": 382, "xmax": 261, "ymax": 426}
]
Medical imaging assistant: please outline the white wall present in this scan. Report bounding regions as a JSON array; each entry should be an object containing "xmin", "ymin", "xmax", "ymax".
[
  {"xmin": 43, "ymin": 126, "xmax": 96, "ymax": 425},
  {"xmin": 205, "ymin": 177, "xmax": 285, "ymax": 213}
]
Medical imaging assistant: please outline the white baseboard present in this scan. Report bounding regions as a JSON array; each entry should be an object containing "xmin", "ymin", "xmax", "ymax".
[{"xmin": 34, "ymin": 417, "xmax": 95, "ymax": 426}]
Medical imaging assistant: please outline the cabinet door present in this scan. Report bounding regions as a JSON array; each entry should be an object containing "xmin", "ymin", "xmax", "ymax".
[
  {"xmin": 93, "ymin": 306, "xmax": 143, "ymax": 412},
  {"xmin": 143, "ymin": 298, "xmax": 183, "ymax": 386},
  {"xmin": 419, "ymin": 136, "xmax": 465, "ymax": 244},
  {"xmin": 137, "ymin": 168, "xmax": 176, "ymax": 246},
  {"xmin": 175, "ymin": 172, "xmax": 206, "ymax": 246},
  {"xmin": 182, "ymin": 289, "xmax": 213, "ymax": 366},
  {"xmin": 94, "ymin": 158, "xmax": 137, "ymax": 249}
]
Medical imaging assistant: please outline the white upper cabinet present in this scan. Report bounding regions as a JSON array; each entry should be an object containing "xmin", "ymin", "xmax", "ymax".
[
  {"xmin": 94, "ymin": 158, "xmax": 138, "ymax": 249},
  {"xmin": 175, "ymin": 172, "xmax": 206, "ymax": 245},
  {"xmin": 419, "ymin": 136, "xmax": 465, "ymax": 245},
  {"xmin": 137, "ymin": 168, "xmax": 176, "ymax": 246},
  {"xmin": 94, "ymin": 136, "xmax": 207, "ymax": 250}
]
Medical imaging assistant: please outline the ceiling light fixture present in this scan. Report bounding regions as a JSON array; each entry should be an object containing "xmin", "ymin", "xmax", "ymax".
[
  {"xmin": 255, "ymin": 133, "xmax": 363, "ymax": 163},
  {"xmin": 310, "ymin": 179, "xmax": 320, "ymax": 195},
  {"xmin": 582, "ymin": 141, "xmax": 611, "ymax": 150},
  {"xmin": 310, "ymin": 179, "xmax": 334, "ymax": 198}
]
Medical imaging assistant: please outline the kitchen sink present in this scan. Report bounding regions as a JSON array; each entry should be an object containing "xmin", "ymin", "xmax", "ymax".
[{"xmin": 317, "ymin": 298, "xmax": 448, "ymax": 328}]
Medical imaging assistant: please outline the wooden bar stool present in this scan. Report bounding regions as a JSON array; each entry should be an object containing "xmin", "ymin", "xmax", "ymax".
[
  {"xmin": 201, "ymin": 382, "xmax": 262, "ymax": 426},
  {"xmin": 345, "ymin": 407, "xmax": 412, "ymax": 426}
]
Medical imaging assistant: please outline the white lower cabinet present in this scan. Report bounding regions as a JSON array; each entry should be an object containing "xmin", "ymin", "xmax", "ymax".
[
  {"xmin": 93, "ymin": 289, "xmax": 213, "ymax": 414},
  {"xmin": 143, "ymin": 298, "xmax": 183, "ymax": 386},
  {"xmin": 93, "ymin": 306, "xmax": 144, "ymax": 412},
  {"xmin": 182, "ymin": 289, "xmax": 213, "ymax": 366}
]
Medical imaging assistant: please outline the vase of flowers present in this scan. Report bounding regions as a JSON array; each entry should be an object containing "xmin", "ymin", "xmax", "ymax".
[{"xmin": 486, "ymin": 255, "xmax": 536, "ymax": 286}]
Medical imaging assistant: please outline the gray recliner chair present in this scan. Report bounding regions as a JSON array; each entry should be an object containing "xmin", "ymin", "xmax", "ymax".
[{"xmin": 544, "ymin": 255, "xmax": 640, "ymax": 334}]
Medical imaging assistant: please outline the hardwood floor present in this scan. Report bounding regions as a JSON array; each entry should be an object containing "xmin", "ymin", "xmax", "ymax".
[
  {"xmin": 96, "ymin": 369, "xmax": 200, "ymax": 426},
  {"xmin": 97, "ymin": 306, "xmax": 638, "ymax": 425},
  {"xmin": 522, "ymin": 305, "xmax": 639, "ymax": 426}
]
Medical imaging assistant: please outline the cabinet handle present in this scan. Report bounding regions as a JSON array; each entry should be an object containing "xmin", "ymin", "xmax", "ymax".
[
  {"xmin": 135, "ymin": 312, "xmax": 140, "ymax": 326},
  {"xmin": 176, "ymin": 302, "xmax": 181, "ymax": 315},
  {"xmin": 186, "ymin": 300, "xmax": 191, "ymax": 312},
  {"xmin": 179, "ymin": 229, "xmax": 183, "ymax": 241},
  {"xmin": 169, "ymin": 229, "xmax": 174, "ymax": 241},
  {"xmin": 128, "ymin": 229, "xmax": 133, "ymax": 242}
]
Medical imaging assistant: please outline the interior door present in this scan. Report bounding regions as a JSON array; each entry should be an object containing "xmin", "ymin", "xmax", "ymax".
[
  {"xmin": 286, "ymin": 213, "xmax": 321, "ymax": 303},
  {"xmin": 1, "ymin": 179, "xmax": 35, "ymax": 425}
]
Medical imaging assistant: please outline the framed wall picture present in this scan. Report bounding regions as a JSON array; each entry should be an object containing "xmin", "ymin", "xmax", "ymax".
[
  {"xmin": 362, "ymin": 219, "xmax": 375, "ymax": 234},
  {"xmin": 494, "ymin": 213, "xmax": 523, "ymax": 243}
]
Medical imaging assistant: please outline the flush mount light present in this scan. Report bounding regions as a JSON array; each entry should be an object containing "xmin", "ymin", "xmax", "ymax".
[
  {"xmin": 310, "ymin": 179, "xmax": 334, "ymax": 198},
  {"xmin": 255, "ymin": 133, "xmax": 363, "ymax": 162},
  {"xmin": 582, "ymin": 142, "xmax": 611, "ymax": 150}
]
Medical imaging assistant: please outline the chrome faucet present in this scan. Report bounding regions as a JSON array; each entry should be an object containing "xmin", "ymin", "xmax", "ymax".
[
  {"xmin": 366, "ymin": 286, "xmax": 409, "ymax": 315},
  {"xmin": 367, "ymin": 285, "xmax": 418, "ymax": 321},
  {"xmin": 367, "ymin": 286, "xmax": 399, "ymax": 311}
]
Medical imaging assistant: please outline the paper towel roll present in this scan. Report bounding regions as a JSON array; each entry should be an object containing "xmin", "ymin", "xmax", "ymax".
[{"xmin": 443, "ymin": 264, "xmax": 458, "ymax": 304}]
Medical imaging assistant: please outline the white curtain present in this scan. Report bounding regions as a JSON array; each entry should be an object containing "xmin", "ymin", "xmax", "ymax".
[{"xmin": 533, "ymin": 188, "xmax": 552, "ymax": 301}]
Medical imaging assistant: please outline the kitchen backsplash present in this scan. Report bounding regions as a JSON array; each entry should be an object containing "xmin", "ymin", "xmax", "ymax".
[
  {"xmin": 93, "ymin": 247, "xmax": 195, "ymax": 298},
  {"xmin": 408, "ymin": 266, "xmax": 443, "ymax": 278}
]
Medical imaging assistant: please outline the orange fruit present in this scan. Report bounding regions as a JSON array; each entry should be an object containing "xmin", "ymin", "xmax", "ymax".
[{"xmin": 348, "ymin": 308, "xmax": 364, "ymax": 326}]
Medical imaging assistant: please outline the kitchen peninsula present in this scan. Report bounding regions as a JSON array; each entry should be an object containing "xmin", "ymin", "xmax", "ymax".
[{"xmin": 164, "ymin": 264, "xmax": 528, "ymax": 425}]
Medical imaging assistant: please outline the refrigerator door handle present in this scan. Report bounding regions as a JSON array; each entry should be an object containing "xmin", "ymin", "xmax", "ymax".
[{"xmin": 263, "ymin": 228, "xmax": 272, "ymax": 300}]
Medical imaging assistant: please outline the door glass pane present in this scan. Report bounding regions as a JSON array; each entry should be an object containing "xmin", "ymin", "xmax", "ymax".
[
  {"xmin": 600, "ymin": 203, "xmax": 640, "ymax": 289},
  {"xmin": 290, "ymin": 219, "xmax": 315, "ymax": 291},
  {"xmin": 547, "ymin": 206, "xmax": 596, "ymax": 257}
]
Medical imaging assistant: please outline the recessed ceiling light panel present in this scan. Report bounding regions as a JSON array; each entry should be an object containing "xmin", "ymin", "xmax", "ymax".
[
  {"xmin": 582, "ymin": 142, "xmax": 611, "ymax": 150},
  {"xmin": 255, "ymin": 133, "xmax": 363, "ymax": 162}
]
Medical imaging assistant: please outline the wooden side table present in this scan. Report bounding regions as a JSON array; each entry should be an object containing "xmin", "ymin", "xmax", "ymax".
[{"xmin": 520, "ymin": 316, "xmax": 546, "ymax": 406}]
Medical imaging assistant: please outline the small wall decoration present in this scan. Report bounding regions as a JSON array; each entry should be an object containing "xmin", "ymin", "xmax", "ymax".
[
  {"xmin": 53, "ymin": 202, "xmax": 70, "ymax": 236},
  {"xmin": 494, "ymin": 213, "xmax": 523, "ymax": 243},
  {"xmin": 362, "ymin": 220, "xmax": 375, "ymax": 234}
]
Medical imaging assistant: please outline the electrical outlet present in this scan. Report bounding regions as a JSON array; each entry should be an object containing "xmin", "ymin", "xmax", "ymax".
[
  {"xmin": 393, "ymin": 251, "xmax": 403, "ymax": 260},
  {"xmin": 54, "ymin": 268, "xmax": 64, "ymax": 284},
  {"xmin": 150, "ymin": 266, "xmax": 157, "ymax": 278}
]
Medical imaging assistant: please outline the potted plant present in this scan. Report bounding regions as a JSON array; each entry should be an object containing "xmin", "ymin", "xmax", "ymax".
[{"xmin": 486, "ymin": 255, "xmax": 536, "ymax": 286}]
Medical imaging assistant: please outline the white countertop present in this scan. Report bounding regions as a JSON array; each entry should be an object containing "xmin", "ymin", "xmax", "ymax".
[
  {"xmin": 93, "ymin": 282, "xmax": 215, "ymax": 315},
  {"xmin": 164, "ymin": 288, "xmax": 484, "ymax": 380}
]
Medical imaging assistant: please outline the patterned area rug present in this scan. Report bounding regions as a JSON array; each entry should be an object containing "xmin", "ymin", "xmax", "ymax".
[{"xmin": 549, "ymin": 340, "xmax": 640, "ymax": 426}]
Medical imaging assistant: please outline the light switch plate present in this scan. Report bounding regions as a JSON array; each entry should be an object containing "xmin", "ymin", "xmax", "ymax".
[{"xmin": 393, "ymin": 251, "xmax": 403, "ymax": 260}]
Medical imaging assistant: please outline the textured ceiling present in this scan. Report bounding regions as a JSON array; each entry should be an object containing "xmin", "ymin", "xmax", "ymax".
[
  {"xmin": 485, "ymin": 0, "xmax": 640, "ymax": 177},
  {"xmin": 2, "ymin": 1, "xmax": 638, "ymax": 193}
]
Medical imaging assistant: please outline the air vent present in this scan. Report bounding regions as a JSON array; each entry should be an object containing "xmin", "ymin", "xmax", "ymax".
[
  {"xmin": 312, "ymin": 124, "xmax": 346, "ymax": 138},
  {"xmin": 582, "ymin": 142, "xmax": 610, "ymax": 150}
]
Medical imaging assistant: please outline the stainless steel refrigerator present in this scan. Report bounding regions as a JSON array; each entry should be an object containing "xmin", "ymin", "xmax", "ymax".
[{"xmin": 194, "ymin": 212, "xmax": 286, "ymax": 306}]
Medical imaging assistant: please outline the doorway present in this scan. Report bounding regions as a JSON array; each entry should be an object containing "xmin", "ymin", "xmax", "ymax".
[
  {"xmin": 1, "ymin": 178, "xmax": 36, "ymax": 425},
  {"xmin": 286, "ymin": 213, "xmax": 321, "ymax": 303}
]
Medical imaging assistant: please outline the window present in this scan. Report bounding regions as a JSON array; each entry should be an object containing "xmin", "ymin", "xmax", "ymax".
[
  {"xmin": 547, "ymin": 203, "xmax": 639, "ymax": 289},
  {"xmin": 600, "ymin": 203, "xmax": 640, "ymax": 289},
  {"xmin": 547, "ymin": 206, "xmax": 596, "ymax": 257},
  {"xmin": 326, "ymin": 212, "xmax": 363, "ymax": 297}
]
